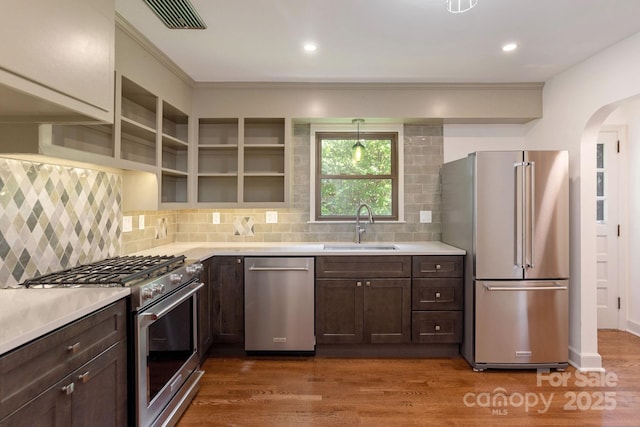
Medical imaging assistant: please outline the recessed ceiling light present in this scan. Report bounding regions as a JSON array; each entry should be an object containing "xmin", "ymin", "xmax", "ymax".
[
  {"xmin": 303, "ymin": 43, "xmax": 317, "ymax": 52},
  {"xmin": 502, "ymin": 43, "xmax": 518, "ymax": 52}
]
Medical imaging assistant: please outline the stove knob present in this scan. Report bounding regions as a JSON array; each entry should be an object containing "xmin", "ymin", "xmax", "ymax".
[
  {"xmin": 186, "ymin": 263, "xmax": 203, "ymax": 275},
  {"xmin": 142, "ymin": 287, "xmax": 154, "ymax": 301},
  {"xmin": 156, "ymin": 283, "xmax": 165, "ymax": 294},
  {"xmin": 152, "ymin": 284, "xmax": 164, "ymax": 296},
  {"xmin": 170, "ymin": 273, "xmax": 183, "ymax": 284}
]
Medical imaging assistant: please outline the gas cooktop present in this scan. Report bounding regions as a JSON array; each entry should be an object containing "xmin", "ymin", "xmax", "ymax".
[{"xmin": 23, "ymin": 255, "xmax": 186, "ymax": 288}]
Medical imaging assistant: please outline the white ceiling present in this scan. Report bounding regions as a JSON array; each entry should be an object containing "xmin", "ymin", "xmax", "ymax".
[{"xmin": 116, "ymin": 0, "xmax": 640, "ymax": 83}]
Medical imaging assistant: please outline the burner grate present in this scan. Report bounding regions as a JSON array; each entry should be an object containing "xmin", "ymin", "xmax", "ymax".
[{"xmin": 24, "ymin": 255, "xmax": 186, "ymax": 288}]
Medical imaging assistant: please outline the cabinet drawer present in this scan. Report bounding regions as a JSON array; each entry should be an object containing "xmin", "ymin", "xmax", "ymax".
[
  {"xmin": 412, "ymin": 278, "xmax": 463, "ymax": 310},
  {"xmin": 0, "ymin": 299, "xmax": 126, "ymax": 419},
  {"xmin": 412, "ymin": 311, "xmax": 462, "ymax": 344},
  {"xmin": 412, "ymin": 256, "xmax": 463, "ymax": 278},
  {"xmin": 316, "ymin": 256, "xmax": 411, "ymax": 278}
]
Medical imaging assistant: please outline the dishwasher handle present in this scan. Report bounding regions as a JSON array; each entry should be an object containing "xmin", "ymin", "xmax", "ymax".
[{"xmin": 249, "ymin": 266, "xmax": 310, "ymax": 272}]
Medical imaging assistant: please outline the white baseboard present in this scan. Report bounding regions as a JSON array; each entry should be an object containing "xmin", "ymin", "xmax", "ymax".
[
  {"xmin": 568, "ymin": 346, "xmax": 604, "ymax": 372},
  {"xmin": 626, "ymin": 319, "xmax": 640, "ymax": 337}
]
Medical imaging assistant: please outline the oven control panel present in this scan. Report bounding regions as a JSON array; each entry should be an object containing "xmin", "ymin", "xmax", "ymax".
[{"xmin": 135, "ymin": 262, "xmax": 203, "ymax": 309}]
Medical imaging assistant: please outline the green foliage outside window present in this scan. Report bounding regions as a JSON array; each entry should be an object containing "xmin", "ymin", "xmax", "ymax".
[{"xmin": 317, "ymin": 134, "xmax": 397, "ymax": 219}]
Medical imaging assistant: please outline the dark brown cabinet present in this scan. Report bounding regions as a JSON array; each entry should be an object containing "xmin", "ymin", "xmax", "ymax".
[
  {"xmin": 411, "ymin": 256, "xmax": 464, "ymax": 344},
  {"xmin": 0, "ymin": 299, "xmax": 127, "ymax": 426},
  {"xmin": 211, "ymin": 256, "xmax": 244, "ymax": 344},
  {"xmin": 199, "ymin": 257, "xmax": 214, "ymax": 361},
  {"xmin": 316, "ymin": 256, "xmax": 412, "ymax": 345}
]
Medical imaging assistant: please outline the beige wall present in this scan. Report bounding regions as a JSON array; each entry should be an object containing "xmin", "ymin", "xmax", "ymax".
[{"xmin": 193, "ymin": 83, "xmax": 542, "ymax": 123}]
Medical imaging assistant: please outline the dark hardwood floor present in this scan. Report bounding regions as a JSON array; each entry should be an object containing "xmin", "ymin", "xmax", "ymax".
[{"xmin": 178, "ymin": 331, "xmax": 640, "ymax": 426}]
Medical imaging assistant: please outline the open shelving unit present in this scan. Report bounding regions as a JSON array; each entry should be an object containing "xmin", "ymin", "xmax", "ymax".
[
  {"xmin": 197, "ymin": 118, "xmax": 239, "ymax": 205},
  {"xmin": 120, "ymin": 77, "xmax": 158, "ymax": 167},
  {"xmin": 196, "ymin": 117, "xmax": 289, "ymax": 206},
  {"xmin": 36, "ymin": 74, "xmax": 292, "ymax": 209},
  {"xmin": 160, "ymin": 101, "xmax": 189, "ymax": 204},
  {"xmin": 117, "ymin": 74, "xmax": 191, "ymax": 208}
]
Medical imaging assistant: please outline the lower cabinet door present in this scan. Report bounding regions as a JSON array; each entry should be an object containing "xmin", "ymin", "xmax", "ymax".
[
  {"xmin": 364, "ymin": 279, "xmax": 411, "ymax": 344},
  {"xmin": 198, "ymin": 258, "xmax": 213, "ymax": 360},
  {"xmin": 211, "ymin": 257, "xmax": 245, "ymax": 344},
  {"xmin": 0, "ymin": 377, "xmax": 71, "ymax": 427},
  {"xmin": 316, "ymin": 279, "xmax": 364, "ymax": 344},
  {"xmin": 72, "ymin": 341, "xmax": 127, "ymax": 427}
]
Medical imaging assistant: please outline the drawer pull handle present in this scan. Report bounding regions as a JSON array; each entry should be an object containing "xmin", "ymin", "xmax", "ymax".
[
  {"xmin": 435, "ymin": 292, "xmax": 441, "ymax": 298},
  {"xmin": 434, "ymin": 325, "xmax": 441, "ymax": 331},
  {"xmin": 435, "ymin": 264, "xmax": 441, "ymax": 270},
  {"xmin": 356, "ymin": 281, "xmax": 362, "ymax": 287},
  {"xmin": 78, "ymin": 371, "xmax": 91, "ymax": 383},
  {"xmin": 365, "ymin": 281, "xmax": 371, "ymax": 287},
  {"xmin": 67, "ymin": 342, "xmax": 81, "ymax": 353},
  {"xmin": 61, "ymin": 383, "xmax": 75, "ymax": 395}
]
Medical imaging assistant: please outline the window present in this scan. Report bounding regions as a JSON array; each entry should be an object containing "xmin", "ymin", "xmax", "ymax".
[
  {"xmin": 313, "ymin": 130, "xmax": 399, "ymax": 221},
  {"xmin": 596, "ymin": 142, "xmax": 605, "ymax": 223}
]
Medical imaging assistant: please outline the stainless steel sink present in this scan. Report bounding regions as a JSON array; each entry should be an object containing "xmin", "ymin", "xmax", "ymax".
[{"xmin": 323, "ymin": 244, "xmax": 398, "ymax": 251}]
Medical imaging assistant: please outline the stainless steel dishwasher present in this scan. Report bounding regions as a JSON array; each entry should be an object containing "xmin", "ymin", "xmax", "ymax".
[{"xmin": 244, "ymin": 257, "xmax": 315, "ymax": 352}]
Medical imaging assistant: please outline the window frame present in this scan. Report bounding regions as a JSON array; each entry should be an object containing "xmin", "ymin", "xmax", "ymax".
[{"xmin": 309, "ymin": 123, "xmax": 404, "ymax": 223}]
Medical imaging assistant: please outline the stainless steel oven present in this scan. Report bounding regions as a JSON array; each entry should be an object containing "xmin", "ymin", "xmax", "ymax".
[{"xmin": 135, "ymin": 278, "xmax": 204, "ymax": 427}]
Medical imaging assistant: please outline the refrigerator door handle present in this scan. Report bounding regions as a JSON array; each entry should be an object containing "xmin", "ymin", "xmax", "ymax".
[
  {"xmin": 527, "ymin": 161, "xmax": 536, "ymax": 269},
  {"xmin": 483, "ymin": 283, "xmax": 568, "ymax": 291},
  {"xmin": 514, "ymin": 162, "xmax": 526, "ymax": 269}
]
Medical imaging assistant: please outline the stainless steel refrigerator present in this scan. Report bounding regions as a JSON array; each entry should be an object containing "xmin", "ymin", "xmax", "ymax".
[{"xmin": 442, "ymin": 151, "xmax": 569, "ymax": 370}]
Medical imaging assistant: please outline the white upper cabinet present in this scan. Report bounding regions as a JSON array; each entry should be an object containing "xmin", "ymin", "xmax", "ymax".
[{"xmin": 0, "ymin": 0, "xmax": 115, "ymax": 123}]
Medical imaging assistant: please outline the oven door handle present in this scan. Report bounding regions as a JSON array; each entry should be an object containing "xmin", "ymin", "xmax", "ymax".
[{"xmin": 141, "ymin": 282, "xmax": 204, "ymax": 321}]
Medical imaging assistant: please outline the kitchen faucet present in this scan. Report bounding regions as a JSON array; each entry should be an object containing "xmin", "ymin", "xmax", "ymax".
[{"xmin": 355, "ymin": 203, "xmax": 375, "ymax": 243}]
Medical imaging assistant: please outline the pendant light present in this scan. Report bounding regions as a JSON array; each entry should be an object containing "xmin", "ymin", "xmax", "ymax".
[
  {"xmin": 446, "ymin": 0, "xmax": 478, "ymax": 14},
  {"xmin": 352, "ymin": 119, "xmax": 365, "ymax": 162}
]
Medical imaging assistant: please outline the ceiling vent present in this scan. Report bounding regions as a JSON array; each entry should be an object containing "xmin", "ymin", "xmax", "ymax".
[{"xmin": 143, "ymin": 0, "xmax": 207, "ymax": 29}]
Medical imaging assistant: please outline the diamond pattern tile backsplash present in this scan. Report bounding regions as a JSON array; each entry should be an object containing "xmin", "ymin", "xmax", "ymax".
[{"xmin": 0, "ymin": 158, "xmax": 121, "ymax": 288}]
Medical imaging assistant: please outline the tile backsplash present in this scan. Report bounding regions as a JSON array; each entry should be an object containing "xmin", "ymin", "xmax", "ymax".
[{"xmin": 0, "ymin": 158, "xmax": 121, "ymax": 287}]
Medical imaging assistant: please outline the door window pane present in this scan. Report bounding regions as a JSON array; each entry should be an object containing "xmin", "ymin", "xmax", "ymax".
[
  {"xmin": 597, "ymin": 172, "xmax": 604, "ymax": 197},
  {"xmin": 596, "ymin": 142, "xmax": 606, "ymax": 223},
  {"xmin": 596, "ymin": 143, "xmax": 604, "ymax": 168},
  {"xmin": 597, "ymin": 200, "xmax": 605, "ymax": 222}
]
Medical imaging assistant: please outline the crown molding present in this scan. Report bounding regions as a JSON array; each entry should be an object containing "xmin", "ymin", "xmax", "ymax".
[{"xmin": 193, "ymin": 81, "xmax": 544, "ymax": 91}]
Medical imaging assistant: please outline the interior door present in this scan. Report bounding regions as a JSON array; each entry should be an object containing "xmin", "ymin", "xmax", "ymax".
[
  {"xmin": 596, "ymin": 131, "xmax": 620, "ymax": 329},
  {"xmin": 474, "ymin": 151, "xmax": 523, "ymax": 280},
  {"xmin": 524, "ymin": 151, "xmax": 570, "ymax": 279}
]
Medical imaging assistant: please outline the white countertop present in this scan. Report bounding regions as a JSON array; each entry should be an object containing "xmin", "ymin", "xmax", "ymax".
[
  {"xmin": 0, "ymin": 287, "xmax": 130, "ymax": 356},
  {"xmin": 133, "ymin": 241, "xmax": 466, "ymax": 261}
]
